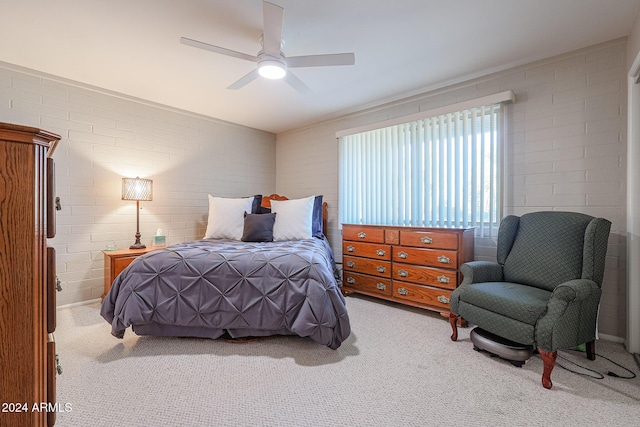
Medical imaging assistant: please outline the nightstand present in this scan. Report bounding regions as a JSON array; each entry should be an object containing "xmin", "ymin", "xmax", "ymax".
[{"xmin": 102, "ymin": 247, "xmax": 156, "ymax": 299}]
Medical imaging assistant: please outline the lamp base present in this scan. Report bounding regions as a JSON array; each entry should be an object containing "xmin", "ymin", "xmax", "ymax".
[{"xmin": 130, "ymin": 229, "xmax": 145, "ymax": 249}]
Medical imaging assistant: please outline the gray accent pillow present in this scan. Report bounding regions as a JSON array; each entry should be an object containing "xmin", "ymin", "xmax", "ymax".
[{"xmin": 241, "ymin": 212, "xmax": 276, "ymax": 242}]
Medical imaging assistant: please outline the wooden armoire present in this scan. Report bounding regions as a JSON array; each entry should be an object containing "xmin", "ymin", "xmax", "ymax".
[{"xmin": 0, "ymin": 122, "xmax": 60, "ymax": 426}]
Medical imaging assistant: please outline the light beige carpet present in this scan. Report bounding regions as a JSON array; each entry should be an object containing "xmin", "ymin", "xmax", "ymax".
[{"xmin": 54, "ymin": 296, "xmax": 640, "ymax": 426}]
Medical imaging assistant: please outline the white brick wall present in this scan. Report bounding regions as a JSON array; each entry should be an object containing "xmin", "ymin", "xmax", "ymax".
[
  {"xmin": 0, "ymin": 63, "xmax": 276, "ymax": 305},
  {"xmin": 276, "ymin": 39, "xmax": 628, "ymax": 339}
]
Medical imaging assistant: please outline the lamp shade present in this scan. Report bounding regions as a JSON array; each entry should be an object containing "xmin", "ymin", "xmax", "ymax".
[{"xmin": 122, "ymin": 177, "xmax": 153, "ymax": 201}]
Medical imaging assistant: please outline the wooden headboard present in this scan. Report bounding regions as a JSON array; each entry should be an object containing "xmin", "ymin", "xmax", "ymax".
[{"xmin": 261, "ymin": 194, "xmax": 328, "ymax": 236}]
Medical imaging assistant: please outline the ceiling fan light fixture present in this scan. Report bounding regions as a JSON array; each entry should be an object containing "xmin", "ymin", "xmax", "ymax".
[
  {"xmin": 258, "ymin": 59, "xmax": 287, "ymax": 79},
  {"xmin": 181, "ymin": 1, "xmax": 355, "ymax": 91}
]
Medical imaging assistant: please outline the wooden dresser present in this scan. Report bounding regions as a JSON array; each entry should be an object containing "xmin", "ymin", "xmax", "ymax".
[
  {"xmin": 342, "ymin": 224, "xmax": 474, "ymax": 315},
  {"xmin": 0, "ymin": 123, "xmax": 60, "ymax": 427}
]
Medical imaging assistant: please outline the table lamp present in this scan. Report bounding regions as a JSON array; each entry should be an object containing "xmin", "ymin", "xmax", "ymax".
[{"xmin": 122, "ymin": 177, "xmax": 153, "ymax": 249}]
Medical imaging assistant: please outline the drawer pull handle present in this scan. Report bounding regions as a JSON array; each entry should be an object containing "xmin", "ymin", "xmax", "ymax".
[
  {"xmin": 376, "ymin": 265, "xmax": 386, "ymax": 273},
  {"xmin": 346, "ymin": 245, "xmax": 355, "ymax": 252},
  {"xmin": 421, "ymin": 236, "xmax": 433, "ymax": 244},
  {"xmin": 376, "ymin": 282, "xmax": 386, "ymax": 291},
  {"xmin": 437, "ymin": 275, "xmax": 450, "ymax": 284},
  {"xmin": 398, "ymin": 251, "xmax": 408, "ymax": 259},
  {"xmin": 346, "ymin": 277, "xmax": 355, "ymax": 284},
  {"xmin": 398, "ymin": 287, "xmax": 409, "ymax": 296},
  {"xmin": 437, "ymin": 255, "xmax": 451, "ymax": 264},
  {"xmin": 437, "ymin": 295, "xmax": 450, "ymax": 304},
  {"xmin": 376, "ymin": 249, "xmax": 386, "ymax": 256},
  {"xmin": 398, "ymin": 269, "xmax": 408, "ymax": 277},
  {"xmin": 346, "ymin": 261, "xmax": 355, "ymax": 268},
  {"xmin": 357, "ymin": 232, "xmax": 367, "ymax": 239}
]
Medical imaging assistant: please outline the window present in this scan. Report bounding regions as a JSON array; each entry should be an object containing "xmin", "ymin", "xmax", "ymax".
[{"xmin": 338, "ymin": 92, "xmax": 513, "ymax": 238}]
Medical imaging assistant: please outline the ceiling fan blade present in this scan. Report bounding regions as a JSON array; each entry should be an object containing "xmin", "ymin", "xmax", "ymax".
[
  {"xmin": 262, "ymin": 1, "xmax": 284, "ymax": 55},
  {"xmin": 284, "ymin": 71, "xmax": 311, "ymax": 95},
  {"xmin": 227, "ymin": 69, "xmax": 260, "ymax": 90},
  {"xmin": 287, "ymin": 53, "xmax": 356, "ymax": 68},
  {"xmin": 180, "ymin": 37, "xmax": 257, "ymax": 63}
]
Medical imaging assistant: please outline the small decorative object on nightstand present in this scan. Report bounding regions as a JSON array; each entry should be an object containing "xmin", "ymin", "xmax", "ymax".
[
  {"xmin": 153, "ymin": 235, "xmax": 166, "ymax": 247},
  {"xmin": 122, "ymin": 176, "xmax": 153, "ymax": 249},
  {"xmin": 153, "ymin": 228, "xmax": 166, "ymax": 247},
  {"xmin": 102, "ymin": 247, "xmax": 155, "ymax": 299}
]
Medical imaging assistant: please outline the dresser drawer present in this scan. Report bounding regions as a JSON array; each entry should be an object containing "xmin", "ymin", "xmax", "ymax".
[
  {"xmin": 343, "ymin": 241, "xmax": 391, "ymax": 259},
  {"xmin": 393, "ymin": 281, "xmax": 452, "ymax": 309},
  {"xmin": 392, "ymin": 263, "xmax": 457, "ymax": 289},
  {"xmin": 344, "ymin": 256, "xmax": 391, "ymax": 278},
  {"xmin": 113, "ymin": 256, "xmax": 137, "ymax": 277},
  {"xmin": 343, "ymin": 272, "xmax": 392, "ymax": 296},
  {"xmin": 343, "ymin": 226, "xmax": 385, "ymax": 243},
  {"xmin": 399, "ymin": 230, "xmax": 458, "ymax": 250},
  {"xmin": 392, "ymin": 246, "xmax": 458, "ymax": 268}
]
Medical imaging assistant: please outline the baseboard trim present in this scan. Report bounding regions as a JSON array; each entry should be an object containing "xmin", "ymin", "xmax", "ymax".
[
  {"xmin": 597, "ymin": 333, "xmax": 625, "ymax": 344},
  {"xmin": 57, "ymin": 298, "xmax": 101, "ymax": 310}
]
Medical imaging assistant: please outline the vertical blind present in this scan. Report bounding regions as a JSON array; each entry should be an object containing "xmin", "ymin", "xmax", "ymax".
[{"xmin": 339, "ymin": 102, "xmax": 504, "ymax": 238}]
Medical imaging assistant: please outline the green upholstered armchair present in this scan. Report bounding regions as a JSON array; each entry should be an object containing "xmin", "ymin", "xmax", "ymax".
[{"xmin": 449, "ymin": 211, "xmax": 611, "ymax": 389}]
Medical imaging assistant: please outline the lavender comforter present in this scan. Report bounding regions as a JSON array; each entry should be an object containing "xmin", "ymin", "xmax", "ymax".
[{"xmin": 100, "ymin": 237, "xmax": 350, "ymax": 349}]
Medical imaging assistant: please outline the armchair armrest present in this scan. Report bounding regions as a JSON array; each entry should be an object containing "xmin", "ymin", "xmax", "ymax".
[
  {"xmin": 550, "ymin": 279, "xmax": 600, "ymax": 303},
  {"xmin": 460, "ymin": 261, "xmax": 504, "ymax": 285},
  {"xmin": 451, "ymin": 261, "xmax": 504, "ymax": 315},
  {"xmin": 537, "ymin": 278, "xmax": 602, "ymax": 351}
]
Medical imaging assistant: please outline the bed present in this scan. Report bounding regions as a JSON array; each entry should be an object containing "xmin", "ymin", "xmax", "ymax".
[{"xmin": 100, "ymin": 194, "xmax": 350, "ymax": 349}]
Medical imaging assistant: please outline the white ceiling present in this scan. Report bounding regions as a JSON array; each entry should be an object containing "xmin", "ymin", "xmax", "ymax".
[{"xmin": 1, "ymin": 0, "xmax": 639, "ymax": 134}]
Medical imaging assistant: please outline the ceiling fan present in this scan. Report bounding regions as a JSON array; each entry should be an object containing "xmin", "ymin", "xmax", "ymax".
[{"xmin": 180, "ymin": 1, "xmax": 355, "ymax": 93}]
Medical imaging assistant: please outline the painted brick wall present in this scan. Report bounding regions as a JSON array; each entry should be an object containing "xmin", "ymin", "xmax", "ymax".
[
  {"xmin": 0, "ymin": 63, "xmax": 276, "ymax": 305},
  {"xmin": 276, "ymin": 39, "xmax": 628, "ymax": 339}
]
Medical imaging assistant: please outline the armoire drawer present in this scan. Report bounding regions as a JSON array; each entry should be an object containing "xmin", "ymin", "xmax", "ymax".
[
  {"xmin": 47, "ymin": 336, "xmax": 57, "ymax": 427},
  {"xmin": 47, "ymin": 247, "xmax": 56, "ymax": 334}
]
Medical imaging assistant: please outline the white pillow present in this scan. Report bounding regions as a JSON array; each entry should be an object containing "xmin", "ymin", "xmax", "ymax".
[
  {"xmin": 271, "ymin": 196, "xmax": 315, "ymax": 241},
  {"xmin": 203, "ymin": 195, "xmax": 255, "ymax": 240}
]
